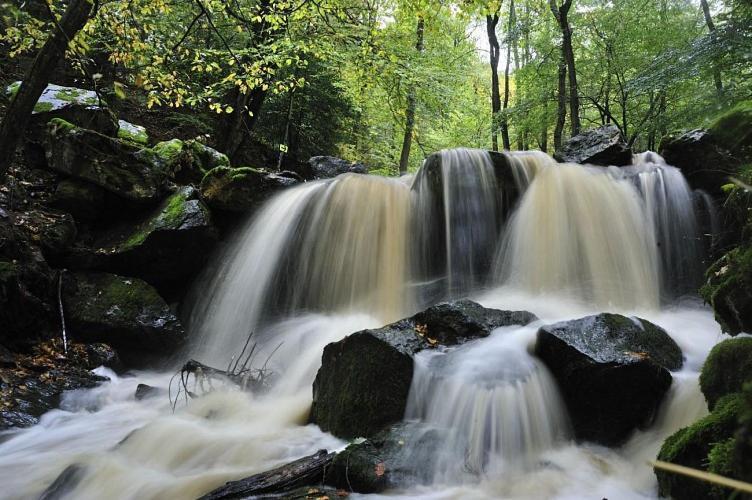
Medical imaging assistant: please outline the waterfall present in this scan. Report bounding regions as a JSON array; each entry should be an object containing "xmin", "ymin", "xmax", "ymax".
[{"xmin": 403, "ymin": 326, "xmax": 571, "ymax": 484}]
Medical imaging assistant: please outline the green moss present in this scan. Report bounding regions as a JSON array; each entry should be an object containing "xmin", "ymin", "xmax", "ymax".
[
  {"xmin": 700, "ymin": 246, "xmax": 752, "ymax": 334},
  {"xmin": 55, "ymin": 87, "xmax": 97, "ymax": 105},
  {"xmin": 151, "ymin": 139, "xmax": 184, "ymax": 161},
  {"xmin": 117, "ymin": 121, "xmax": 148, "ymax": 145},
  {"xmin": 47, "ymin": 118, "xmax": 77, "ymax": 134},
  {"xmin": 33, "ymin": 101, "xmax": 53, "ymax": 113},
  {"xmin": 709, "ymin": 100, "xmax": 752, "ymax": 153},
  {"xmin": 6, "ymin": 81, "xmax": 21, "ymax": 98},
  {"xmin": 120, "ymin": 189, "xmax": 189, "ymax": 250},
  {"xmin": 700, "ymin": 338, "xmax": 752, "ymax": 410}
]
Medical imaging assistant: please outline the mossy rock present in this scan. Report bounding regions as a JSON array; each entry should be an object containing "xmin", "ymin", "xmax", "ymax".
[
  {"xmin": 656, "ymin": 393, "xmax": 744, "ymax": 500},
  {"xmin": 700, "ymin": 247, "xmax": 752, "ymax": 335},
  {"xmin": 708, "ymin": 100, "xmax": 752, "ymax": 157},
  {"xmin": 199, "ymin": 166, "xmax": 299, "ymax": 212},
  {"xmin": 700, "ymin": 337, "xmax": 752, "ymax": 410},
  {"xmin": 13, "ymin": 209, "xmax": 76, "ymax": 258},
  {"xmin": 310, "ymin": 300, "xmax": 537, "ymax": 439},
  {"xmin": 43, "ymin": 120, "xmax": 170, "ymax": 203},
  {"xmin": 535, "ymin": 313, "xmax": 683, "ymax": 446},
  {"xmin": 117, "ymin": 120, "xmax": 149, "ymax": 145},
  {"xmin": 63, "ymin": 187, "xmax": 218, "ymax": 291},
  {"xmin": 62, "ymin": 272, "xmax": 185, "ymax": 365}
]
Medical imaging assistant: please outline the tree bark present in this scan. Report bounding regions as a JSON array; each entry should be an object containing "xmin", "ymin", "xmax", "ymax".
[
  {"xmin": 700, "ymin": 0, "xmax": 723, "ymax": 98},
  {"xmin": 398, "ymin": 16, "xmax": 424, "ymax": 174},
  {"xmin": 553, "ymin": 57, "xmax": 567, "ymax": 151},
  {"xmin": 0, "ymin": 0, "xmax": 93, "ymax": 179},
  {"xmin": 486, "ymin": 13, "xmax": 501, "ymax": 152},
  {"xmin": 550, "ymin": 0, "xmax": 580, "ymax": 136},
  {"xmin": 502, "ymin": 14, "xmax": 512, "ymax": 151}
]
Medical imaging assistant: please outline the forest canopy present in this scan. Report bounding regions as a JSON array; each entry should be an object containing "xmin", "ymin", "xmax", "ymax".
[{"xmin": 1, "ymin": 0, "xmax": 751, "ymax": 174}]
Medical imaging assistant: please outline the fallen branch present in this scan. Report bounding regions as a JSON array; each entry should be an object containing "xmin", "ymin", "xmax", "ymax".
[{"xmin": 651, "ymin": 460, "xmax": 752, "ymax": 494}]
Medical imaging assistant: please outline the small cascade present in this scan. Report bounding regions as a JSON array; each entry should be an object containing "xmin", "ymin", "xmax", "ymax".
[
  {"xmin": 403, "ymin": 328, "xmax": 570, "ymax": 483},
  {"xmin": 497, "ymin": 162, "xmax": 661, "ymax": 309},
  {"xmin": 188, "ymin": 174, "xmax": 412, "ymax": 365}
]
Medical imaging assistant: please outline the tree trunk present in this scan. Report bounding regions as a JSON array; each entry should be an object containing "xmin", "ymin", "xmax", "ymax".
[
  {"xmin": 550, "ymin": 0, "xmax": 580, "ymax": 136},
  {"xmin": 486, "ymin": 13, "xmax": 501, "ymax": 152},
  {"xmin": 700, "ymin": 0, "xmax": 723, "ymax": 98},
  {"xmin": 219, "ymin": 87, "xmax": 267, "ymax": 161},
  {"xmin": 502, "ymin": 18, "xmax": 512, "ymax": 150},
  {"xmin": 398, "ymin": 16, "xmax": 425, "ymax": 174},
  {"xmin": 0, "ymin": 0, "xmax": 93, "ymax": 179},
  {"xmin": 553, "ymin": 57, "xmax": 567, "ymax": 151}
]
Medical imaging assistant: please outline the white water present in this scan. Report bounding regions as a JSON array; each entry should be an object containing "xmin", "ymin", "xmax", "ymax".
[{"xmin": 0, "ymin": 149, "xmax": 728, "ymax": 499}]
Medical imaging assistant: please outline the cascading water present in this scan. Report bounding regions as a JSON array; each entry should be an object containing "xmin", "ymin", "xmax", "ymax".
[{"xmin": 0, "ymin": 147, "xmax": 729, "ymax": 500}]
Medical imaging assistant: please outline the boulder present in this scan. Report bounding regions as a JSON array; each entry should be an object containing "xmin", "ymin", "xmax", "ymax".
[
  {"xmin": 134, "ymin": 383, "xmax": 162, "ymax": 400},
  {"xmin": 139, "ymin": 138, "xmax": 229, "ymax": 185},
  {"xmin": 117, "ymin": 120, "xmax": 149, "ymax": 145},
  {"xmin": 49, "ymin": 178, "xmax": 121, "ymax": 225},
  {"xmin": 43, "ymin": 119, "xmax": 170, "ymax": 203},
  {"xmin": 700, "ymin": 337, "xmax": 752, "ymax": 410},
  {"xmin": 13, "ymin": 209, "xmax": 76, "ymax": 258},
  {"xmin": 305, "ymin": 156, "xmax": 368, "ymax": 180},
  {"xmin": 327, "ymin": 422, "xmax": 440, "ymax": 493},
  {"xmin": 535, "ymin": 313, "xmax": 683, "ymax": 445},
  {"xmin": 554, "ymin": 125, "xmax": 632, "ymax": 166},
  {"xmin": 310, "ymin": 300, "xmax": 537, "ymax": 439},
  {"xmin": 5, "ymin": 81, "xmax": 118, "ymax": 136},
  {"xmin": 64, "ymin": 186, "xmax": 218, "ymax": 290},
  {"xmin": 700, "ymin": 247, "xmax": 752, "ymax": 335},
  {"xmin": 655, "ymin": 393, "xmax": 744, "ymax": 500},
  {"xmin": 200, "ymin": 167, "xmax": 299, "ymax": 212},
  {"xmin": 0, "ymin": 340, "xmax": 115, "ymax": 429},
  {"xmin": 62, "ymin": 272, "xmax": 186, "ymax": 365}
]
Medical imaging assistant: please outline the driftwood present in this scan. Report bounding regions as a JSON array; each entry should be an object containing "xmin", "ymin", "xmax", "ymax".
[{"xmin": 198, "ymin": 450, "xmax": 336, "ymax": 500}]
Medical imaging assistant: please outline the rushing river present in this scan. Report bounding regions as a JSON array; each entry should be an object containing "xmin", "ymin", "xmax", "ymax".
[{"xmin": 0, "ymin": 149, "xmax": 728, "ymax": 499}]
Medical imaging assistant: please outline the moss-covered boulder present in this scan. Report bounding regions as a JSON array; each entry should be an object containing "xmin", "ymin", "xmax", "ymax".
[
  {"xmin": 701, "ymin": 247, "xmax": 752, "ymax": 335},
  {"xmin": 117, "ymin": 120, "xmax": 149, "ymax": 145},
  {"xmin": 64, "ymin": 187, "xmax": 218, "ymax": 291},
  {"xmin": 655, "ymin": 393, "xmax": 744, "ymax": 500},
  {"xmin": 199, "ymin": 166, "xmax": 299, "ymax": 212},
  {"xmin": 62, "ymin": 272, "xmax": 185, "ymax": 364},
  {"xmin": 310, "ymin": 300, "xmax": 537, "ymax": 439},
  {"xmin": 535, "ymin": 313, "xmax": 683, "ymax": 446},
  {"xmin": 139, "ymin": 139, "xmax": 230, "ymax": 185},
  {"xmin": 554, "ymin": 124, "xmax": 633, "ymax": 166},
  {"xmin": 660, "ymin": 101, "xmax": 752, "ymax": 196},
  {"xmin": 700, "ymin": 338, "xmax": 752, "ymax": 410},
  {"xmin": 43, "ymin": 119, "xmax": 170, "ymax": 203}
]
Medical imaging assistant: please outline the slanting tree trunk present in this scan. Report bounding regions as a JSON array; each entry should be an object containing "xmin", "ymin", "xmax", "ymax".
[
  {"xmin": 502, "ymin": 26, "xmax": 512, "ymax": 150},
  {"xmin": 700, "ymin": 0, "xmax": 723, "ymax": 98},
  {"xmin": 553, "ymin": 57, "xmax": 567, "ymax": 150},
  {"xmin": 486, "ymin": 13, "xmax": 502, "ymax": 152},
  {"xmin": 398, "ymin": 16, "xmax": 425, "ymax": 174},
  {"xmin": 550, "ymin": 0, "xmax": 580, "ymax": 136},
  {"xmin": 0, "ymin": 0, "xmax": 93, "ymax": 179}
]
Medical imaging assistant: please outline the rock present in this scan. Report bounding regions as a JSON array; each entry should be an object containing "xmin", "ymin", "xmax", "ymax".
[
  {"xmin": 117, "ymin": 120, "xmax": 149, "ymax": 145},
  {"xmin": 310, "ymin": 300, "xmax": 537, "ymax": 439},
  {"xmin": 139, "ymin": 139, "xmax": 230, "ymax": 186},
  {"xmin": 700, "ymin": 337, "xmax": 752, "ymax": 410},
  {"xmin": 655, "ymin": 393, "xmax": 744, "ymax": 500},
  {"xmin": 0, "ymin": 344, "xmax": 15, "ymax": 366},
  {"xmin": 199, "ymin": 166, "xmax": 299, "ymax": 212},
  {"xmin": 659, "ymin": 129, "xmax": 737, "ymax": 196},
  {"xmin": 554, "ymin": 125, "xmax": 632, "ymax": 166},
  {"xmin": 5, "ymin": 81, "xmax": 118, "ymax": 136},
  {"xmin": 64, "ymin": 186, "xmax": 218, "ymax": 290},
  {"xmin": 0, "ymin": 340, "xmax": 111, "ymax": 429},
  {"xmin": 700, "ymin": 247, "xmax": 752, "ymax": 335},
  {"xmin": 13, "ymin": 209, "xmax": 76, "ymax": 258},
  {"xmin": 535, "ymin": 313, "xmax": 683, "ymax": 445},
  {"xmin": 62, "ymin": 272, "xmax": 186, "ymax": 365},
  {"xmin": 305, "ymin": 156, "xmax": 368, "ymax": 180},
  {"xmin": 39, "ymin": 464, "xmax": 87, "ymax": 500},
  {"xmin": 134, "ymin": 383, "xmax": 161, "ymax": 400},
  {"xmin": 43, "ymin": 119, "xmax": 170, "ymax": 203},
  {"xmin": 199, "ymin": 450, "xmax": 335, "ymax": 500},
  {"xmin": 327, "ymin": 422, "xmax": 440, "ymax": 493},
  {"xmin": 49, "ymin": 178, "xmax": 120, "ymax": 225}
]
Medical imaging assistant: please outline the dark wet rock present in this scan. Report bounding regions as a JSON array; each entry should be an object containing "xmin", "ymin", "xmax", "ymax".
[
  {"xmin": 310, "ymin": 300, "xmax": 538, "ymax": 439},
  {"xmin": 700, "ymin": 247, "xmax": 752, "ymax": 335},
  {"xmin": 255, "ymin": 485, "xmax": 344, "ymax": 500},
  {"xmin": 49, "ymin": 178, "xmax": 118, "ymax": 225},
  {"xmin": 304, "ymin": 156, "xmax": 368, "ymax": 180},
  {"xmin": 700, "ymin": 337, "xmax": 752, "ymax": 410},
  {"xmin": 655, "ymin": 393, "xmax": 744, "ymax": 500},
  {"xmin": 327, "ymin": 422, "xmax": 440, "ymax": 493},
  {"xmin": 39, "ymin": 464, "xmax": 87, "ymax": 500},
  {"xmin": 554, "ymin": 125, "xmax": 632, "ymax": 166},
  {"xmin": 535, "ymin": 313, "xmax": 683, "ymax": 445},
  {"xmin": 0, "ymin": 341, "xmax": 111, "ymax": 429},
  {"xmin": 13, "ymin": 209, "xmax": 76, "ymax": 258},
  {"xmin": 199, "ymin": 450, "xmax": 335, "ymax": 500},
  {"xmin": 43, "ymin": 119, "xmax": 170, "ymax": 203},
  {"xmin": 138, "ymin": 138, "xmax": 229, "ymax": 186},
  {"xmin": 199, "ymin": 166, "xmax": 299, "ymax": 212},
  {"xmin": 134, "ymin": 383, "xmax": 162, "ymax": 400},
  {"xmin": 62, "ymin": 272, "xmax": 186, "ymax": 365},
  {"xmin": 64, "ymin": 187, "xmax": 218, "ymax": 290},
  {"xmin": 117, "ymin": 120, "xmax": 148, "ymax": 145}
]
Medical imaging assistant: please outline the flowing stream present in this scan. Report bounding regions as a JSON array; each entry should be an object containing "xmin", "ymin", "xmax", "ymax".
[{"xmin": 0, "ymin": 149, "xmax": 729, "ymax": 499}]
